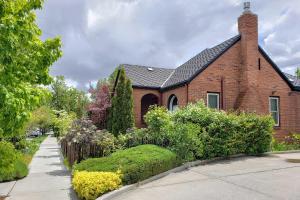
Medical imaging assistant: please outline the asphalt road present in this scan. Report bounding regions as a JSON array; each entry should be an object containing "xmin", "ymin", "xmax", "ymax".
[{"xmin": 112, "ymin": 153, "xmax": 300, "ymax": 200}]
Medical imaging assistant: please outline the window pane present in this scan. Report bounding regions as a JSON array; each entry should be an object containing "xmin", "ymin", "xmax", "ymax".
[
  {"xmin": 208, "ymin": 94, "xmax": 218, "ymax": 109},
  {"xmin": 270, "ymin": 98, "xmax": 278, "ymax": 112},
  {"xmin": 271, "ymin": 112, "xmax": 279, "ymax": 125}
]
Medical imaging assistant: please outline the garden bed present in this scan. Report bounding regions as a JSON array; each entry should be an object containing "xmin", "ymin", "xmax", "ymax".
[
  {"xmin": 72, "ymin": 145, "xmax": 179, "ymax": 199},
  {"xmin": 0, "ymin": 135, "xmax": 47, "ymax": 182}
]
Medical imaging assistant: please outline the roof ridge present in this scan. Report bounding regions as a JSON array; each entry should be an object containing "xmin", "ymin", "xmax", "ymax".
[
  {"xmin": 122, "ymin": 63, "xmax": 174, "ymax": 71},
  {"xmin": 161, "ymin": 70, "xmax": 176, "ymax": 88}
]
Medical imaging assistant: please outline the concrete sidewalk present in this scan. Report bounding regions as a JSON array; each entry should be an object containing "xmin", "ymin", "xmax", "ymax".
[
  {"xmin": 112, "ymin": 153, "xmax": 300, "ymax": 200},
  {"xmin": 0, "ymin": 136, "xmax": 77, "ymax": 200}
]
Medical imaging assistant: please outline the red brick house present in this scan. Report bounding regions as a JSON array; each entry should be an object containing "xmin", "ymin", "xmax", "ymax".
[{"xmin": 114, "ymin": 3, "xmax": 300, "ymax": 138}]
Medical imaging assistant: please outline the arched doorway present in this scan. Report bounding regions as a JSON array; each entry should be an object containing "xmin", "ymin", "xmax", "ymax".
[
  {"xmin": 168, "ymin": 94, "xmax": 178, "ymax": 111},
  {"xmin": 141, "ymin": 94, "xmax": 159, "ymax": 124}
]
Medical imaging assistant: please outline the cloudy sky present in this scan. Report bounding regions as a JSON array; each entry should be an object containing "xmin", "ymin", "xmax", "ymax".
[{"xmin": 36, "ymin": 0, "xmax": 300, "ymax": 90}]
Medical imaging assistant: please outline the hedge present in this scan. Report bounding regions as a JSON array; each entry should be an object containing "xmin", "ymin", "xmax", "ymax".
[
  {"xmin": 144, "ymin": 101, "xmax": 274, "ymax": 161},
  {"xmin": 73, "ymin": 145, "xmax": 179, "ymax": 184}
]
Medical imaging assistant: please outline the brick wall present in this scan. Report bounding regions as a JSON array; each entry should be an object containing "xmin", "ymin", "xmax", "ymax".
[{"xmin": 132, "ymin": 88, "xmax": 161, "ymax": 128}]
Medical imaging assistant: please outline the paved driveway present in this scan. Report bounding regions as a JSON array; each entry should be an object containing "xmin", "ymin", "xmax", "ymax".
[
  {"xmin": 113, "ymin": 153, "xmax": 300, "ymax": 200},
  {"xmin": 0, "ymin": 136, "xmax": 77, "ymax": 200}
]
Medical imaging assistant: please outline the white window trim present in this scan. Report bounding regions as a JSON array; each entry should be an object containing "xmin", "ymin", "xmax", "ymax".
[
  {"xmin": 269, "ymin": 97, "xmax": 280, "ymax": 127},
  {"xmin": 207, "ymin": 93, "xmax": 220, "ymax": 110}
]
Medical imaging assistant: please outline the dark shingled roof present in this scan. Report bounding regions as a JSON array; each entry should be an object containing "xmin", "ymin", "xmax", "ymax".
[
  {"xmin": 122, "ymin": 35, "xmax": 300, "ymax": 91},
  {"xmin": 284, "ymin": 73, "xmax": 300, "ymax": 87},
  {"xmin": 162, "ymin": 35, "xmax": 241, "ymax": 88},
  {"xmin": 123, "ymin": 64, "xmax": 175, "ymax": 89}
]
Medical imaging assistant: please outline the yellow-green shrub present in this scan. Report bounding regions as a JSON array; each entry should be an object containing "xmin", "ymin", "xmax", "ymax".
[{"xmin": 72, "ymin": 170, "xmax": 122, "ymax": 200}]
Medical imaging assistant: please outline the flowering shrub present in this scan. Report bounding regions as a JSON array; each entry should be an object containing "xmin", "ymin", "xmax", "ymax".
[
  {"xmin": 72, "ymin": 170, "xmax": 122, "ymax": 200},
  {"xmin": 88, "ymin": 84, "xmax": 111, "ymax": 129},
  {"xmin": 61, "ymin": 119, "xmax": 117, "ymax": 165},
  {"xmin": 52, "ymin": 110, "xmax": 76, "ymax": 137}
]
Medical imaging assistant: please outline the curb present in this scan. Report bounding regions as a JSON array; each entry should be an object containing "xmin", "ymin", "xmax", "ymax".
[
  {"xmin": 97, "ymin": 154, "xmax": 246, "ymax": 200},
  {"xmin": 264, "ymin": 149, "xmax": 300, "ymax": 155}
]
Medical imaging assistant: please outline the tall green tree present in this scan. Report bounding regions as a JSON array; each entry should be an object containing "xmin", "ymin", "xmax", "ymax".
[
  {"xmin": 109, "ymin": 67, "xmax": 134, "ymax": 135},
  {"xmin": 296, "ymin": 67, "xmax": 300, "ymax": 79},
  {"xmin": 0, "ymin": 0, "xmax": 62, "ymax": 139},
  {"xmin": 50, "ymin": 76, "xmax": 68, "ymax": 111},
  {"xmin": 124, "ymin": 79, "xmax": 135, "ymax": 128}
]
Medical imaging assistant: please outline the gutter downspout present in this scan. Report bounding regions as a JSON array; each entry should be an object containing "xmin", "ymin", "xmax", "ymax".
[
  {"xmin": 186, "ymin": 83, "xmax": 189, "ymax": 105},
  {"xmin": 221, "ymin": 77, "xmax": 224, "ymax": 110}
]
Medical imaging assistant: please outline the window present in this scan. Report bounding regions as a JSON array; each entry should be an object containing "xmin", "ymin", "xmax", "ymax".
[
  {"xmin": 207, "ymin": 93, "xmax": 220, "ymax": 109},
  {"xmin": 168, "ymin": 95, "xmax": 178, "ymax": 111},
  {"xmin": 269, "ymin": 97, "xmax": 279, "ymax": 126}
]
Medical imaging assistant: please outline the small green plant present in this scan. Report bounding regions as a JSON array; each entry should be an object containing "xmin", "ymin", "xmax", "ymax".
[
  {"xmin": 272, "ymin": 134, "xmax": 300, "ymax": 151},
  {"xmin": 73, "ymin": 145, "xmax": 179, "ymax": 184}
]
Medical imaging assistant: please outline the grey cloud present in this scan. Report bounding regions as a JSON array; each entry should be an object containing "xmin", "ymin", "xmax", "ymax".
[{"xmin": 37, "ymin": 0, "xmax": 300, "ymax": 90}]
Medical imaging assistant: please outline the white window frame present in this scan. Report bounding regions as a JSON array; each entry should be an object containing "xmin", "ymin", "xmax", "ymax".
[
  {"xmin": 207, "ymin": 93, "xmax": 220, "ymax": 110},
  {"xmin": 269, "ymin": 97, "xmax": 280, "ymax": 127}
]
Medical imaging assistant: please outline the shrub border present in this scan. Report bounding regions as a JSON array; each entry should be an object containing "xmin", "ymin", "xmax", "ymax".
[{"xmin": 96, "ymin": 150, "xmax": 300, "ymax": 200}]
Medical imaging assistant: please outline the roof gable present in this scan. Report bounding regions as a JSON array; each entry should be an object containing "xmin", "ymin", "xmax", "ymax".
[{"xmin": 162, "ymin": 35, "xmax": 241, "ymax": 89}]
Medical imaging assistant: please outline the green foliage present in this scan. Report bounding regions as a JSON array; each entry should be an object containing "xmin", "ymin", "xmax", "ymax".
[
  {"xmin": 296, "ymin": 67, "xmax": 300, "ymax": 79},
  {"xmin": 0, "ymin": 0, "xmax": 62, "ymax": 139},
  {"xmin": 51, "ymin": 76, "xmax": 89, "ymax": 118},
  {"xmin": 0, "ymin": 141, "xmax": 28, "ymax": 182},
  {"xmin": 145, "ymin": 101, "xmax": 274, "ymax": 161},
  {"xmin": 238, "ymin": 113, "xmax": 274, "ymax": 155},
  {"xmin": 52, "ymin": 110, "xmax": 76, "ymax": 137},
  {"xmin": 24, "ymin": 106, "xmax": 55, "ymax": 134},
  {"xmin": 73, "ymin": 145, "xmax": 179, "ymax": 184},
  {"xmin": 23, "ymin": 135, "xmax": 47, "ymax": 157},
  {"xmin": 109, "ymin": 67, "xmax": 134, "ymax": 135},
  {"xmin": 272, "ymin": 134, "xmax": 300, "ymax": 151},
  {"xmin": 168, "ymin": 123, "xmax": 204, "ymax": 161}
]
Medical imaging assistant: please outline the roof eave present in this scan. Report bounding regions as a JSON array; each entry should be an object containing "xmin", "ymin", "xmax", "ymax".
[{"xmin": 132, "ymin": 85, "xmax": 161, "ymax": 90}]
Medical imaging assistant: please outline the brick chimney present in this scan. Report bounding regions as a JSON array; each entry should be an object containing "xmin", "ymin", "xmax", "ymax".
[{"xmin": 235, "ymin": 2, "xmax": 265, "ymax": 113}]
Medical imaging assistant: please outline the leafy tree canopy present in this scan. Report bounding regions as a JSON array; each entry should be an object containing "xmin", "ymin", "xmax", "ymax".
[
  {"xmin": 50, "ymin": 76, "xmax": 89, "ymax": 119},
  {"xmin": 0, "ymin": 0, "xmax": 62, "ymax": 139}
]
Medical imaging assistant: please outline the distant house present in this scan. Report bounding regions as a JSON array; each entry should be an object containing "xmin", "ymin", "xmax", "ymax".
[{"xmin": 114, "ymin": 2, "xmax": 300, "ymax": 139}]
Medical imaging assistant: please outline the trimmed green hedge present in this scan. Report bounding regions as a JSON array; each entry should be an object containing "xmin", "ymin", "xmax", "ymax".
[
  {"xmin": 144, "ymin": 101, "xmax": 274, "ymax": 161},
  {"xmin": 73, "ymin": 145, "xmax": 179, "ymax": 184}
]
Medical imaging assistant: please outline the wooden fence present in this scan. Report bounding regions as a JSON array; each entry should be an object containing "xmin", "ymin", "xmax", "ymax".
[{"xmin": 60, "ymin": 139, "xmax": 108, "ymax": 166}]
